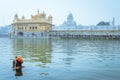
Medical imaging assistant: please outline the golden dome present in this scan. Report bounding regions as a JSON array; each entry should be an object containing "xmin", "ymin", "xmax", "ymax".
[
  {"xmin": 22, "ymin": 15, "xmax": 25, "ymax": 19},
  {"xmin": 48, "ymin": 15, "xmax": 52, "ymax": 18}
]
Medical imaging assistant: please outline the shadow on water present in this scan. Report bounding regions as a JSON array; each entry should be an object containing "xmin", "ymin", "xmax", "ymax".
[
  {"xmin": 15, "ymin": 68, "xmax": 23, "ymax": 77},
  {"xmin": 12, "ymin": 58, "xmax": 23, "ymax": 78}
]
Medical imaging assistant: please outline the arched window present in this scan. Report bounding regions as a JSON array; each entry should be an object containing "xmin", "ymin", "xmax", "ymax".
[
  {"xmin": 30, "ymin": 26, "xmax": 31, "ymax": 29},
  {"xmin": 35, "ymin": 26, "xmax": 37, "ymax": 29}
]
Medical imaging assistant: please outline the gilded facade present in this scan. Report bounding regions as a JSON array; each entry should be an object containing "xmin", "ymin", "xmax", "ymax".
[{"xmin": 12, "ymin": 10, "xmax": 52, "ymax": 38}]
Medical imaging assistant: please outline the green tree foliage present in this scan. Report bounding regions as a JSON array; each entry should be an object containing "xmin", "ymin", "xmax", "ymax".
[{"xmin": 97, "ymin": 21, "xmax": 110, "ymax": 26}]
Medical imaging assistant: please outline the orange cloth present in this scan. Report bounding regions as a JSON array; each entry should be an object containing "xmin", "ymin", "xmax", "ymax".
[{"xmin": 16, "ymin": 56, "xmax": 23, "ymax": 63}]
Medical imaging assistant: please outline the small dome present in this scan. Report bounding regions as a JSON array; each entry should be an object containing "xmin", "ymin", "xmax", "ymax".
[
  {"xmin": 48, "ymin": 15, "xmax": 52, "ymax": 18},
  {"xmin": 14, "ymin": 13, "xmax": 18, "ymax": 18},
  {"xmin": 67, "ymin": 12, "xmax": 73, "ymax": 21},
  {"xmin": 22, "ymin": 15, "xmax": 25, "ymax": 19}
]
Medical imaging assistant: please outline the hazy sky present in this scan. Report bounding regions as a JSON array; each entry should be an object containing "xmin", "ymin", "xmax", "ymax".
[{"xmin": 0, "ymin": 0, "xmax": 120, "ymax": 26}]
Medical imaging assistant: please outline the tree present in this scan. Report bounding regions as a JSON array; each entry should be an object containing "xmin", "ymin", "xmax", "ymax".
[{"xmin": 97, "ymin": 21, "xmax": 110, "ymax": 26}]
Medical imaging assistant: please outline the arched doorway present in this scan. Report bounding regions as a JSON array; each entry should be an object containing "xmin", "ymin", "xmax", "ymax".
[{"xmin": 17, "ymin": 32, "xmax": 23, "ymax": 36}]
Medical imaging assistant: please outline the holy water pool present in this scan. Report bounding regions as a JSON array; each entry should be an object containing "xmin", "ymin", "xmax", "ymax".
[{"xmin": 0, "ymin": 38, "xmax": 120, "ymax": 80}]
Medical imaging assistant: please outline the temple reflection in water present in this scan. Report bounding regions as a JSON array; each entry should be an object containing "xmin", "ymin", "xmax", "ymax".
[{"xmin": 12, "ymin": 38, "xmax": 52, "ymax": 64}]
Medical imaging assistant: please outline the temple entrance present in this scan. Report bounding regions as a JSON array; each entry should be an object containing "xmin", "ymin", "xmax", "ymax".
[{"xmin": 18, "ymin": 32, "xmax": 23, "ymax": 36}]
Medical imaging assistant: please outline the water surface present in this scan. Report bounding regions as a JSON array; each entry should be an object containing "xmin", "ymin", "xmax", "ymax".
[{"xmin": 0, "ymin": 38, "xmax": 120, "ymax": 80}]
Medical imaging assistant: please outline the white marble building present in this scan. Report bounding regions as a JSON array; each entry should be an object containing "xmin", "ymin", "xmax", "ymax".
[
  {"xmin": 53, "ymin": 13, "xmax": 78, "ymax": 30},
  {"xmin": 53, "ymin": 13, "xmax": 120, "ymax": 31},
  {"xmin": 51, "ymin": 13, "xmax": 120, "ymax": 38}
]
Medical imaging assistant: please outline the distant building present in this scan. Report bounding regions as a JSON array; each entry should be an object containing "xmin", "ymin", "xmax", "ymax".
[
  {"xmin": 11, "ymin": 10, "xmax": 52, "ymax": 38},
  {"xmin": 53, "ymin": 13, "xmax": 119, "ymax": 31},
  {"xmin": 0, "ymin": 25, "xmax": 12, "ymax": 37},
  {"xmin": 51, "ymin": 13, "xmax": 120, "ymax": 38},
  {"xmin": 10, "ymin": 11, "xmax": 120, "ymax": 38},
  {"xmin": 53, "ymin": 12, "xmax": 78, "ymax": 30}
]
